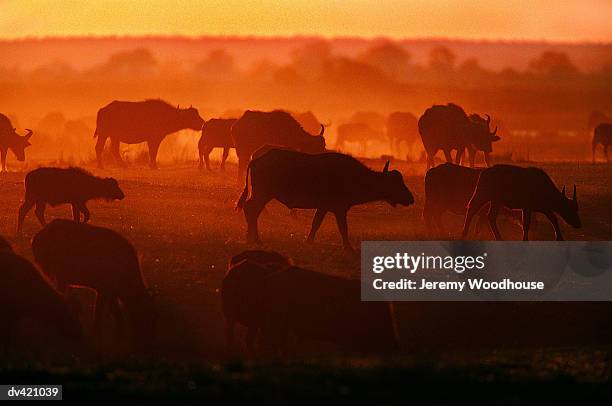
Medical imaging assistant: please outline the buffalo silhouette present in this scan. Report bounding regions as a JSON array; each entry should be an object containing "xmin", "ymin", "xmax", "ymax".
[
  {"xmin": 198, "ymin": 118, "xmax": 237, "ymax": 170},
  {"xmin": 0, "ymin": 113, "xmax": 33, "ymax": 172},
  {"xmin": 593, "ymin": 123, "xmax": 611, "ymax": 163}
]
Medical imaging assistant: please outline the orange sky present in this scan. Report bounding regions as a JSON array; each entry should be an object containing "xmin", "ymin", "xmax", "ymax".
[{"xmin": 1, "ymin": 0, "xmax": 611, "ymax": 42}]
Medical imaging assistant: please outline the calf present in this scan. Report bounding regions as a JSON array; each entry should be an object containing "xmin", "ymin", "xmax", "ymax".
[
  {"xmin": 593, "ymin": 123, "xmax": 612, "ymax": 163},
  {"xmin": 223, "ymin": 250, "xmax": 292, "ymax": 353},
  {"xmin": 461, "ymin": 165, "xmax": 581, "ymax": 240},
  {"xmin": 0, "ymin": 235, "xmax": 82, "ymax": 353},
  {"xmin": 198, "ymin": 118, "xmax": 237, "ymax": 170},
  {"xmin": 31, "ymin": 220, "xmax": 157, "ymax": 350},
  {"xmin": 236, "ymin": 149, "xmax": 414, "ymax": 250},
  {"xmin": 17, "ymin": 167, "xmax": 125, "ymax": 233}
]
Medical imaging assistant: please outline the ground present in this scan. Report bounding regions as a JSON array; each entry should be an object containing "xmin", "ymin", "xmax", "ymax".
[{"xmin": 0, "ymin": 159, "xmax": 611, "ymax": 398}]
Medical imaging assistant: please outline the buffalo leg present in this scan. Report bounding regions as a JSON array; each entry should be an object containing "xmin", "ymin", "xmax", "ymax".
[
  {"xmin": 34, "ymin": 202, "xmax": 46, "ymax": 226},
  {"xmin": 443, "ymin": 149, "xmax": 453, "ymax": 163},
  {"xmin": 469, "ymin": 147, "xmax": 477, "ymax": 167},
  {"xmin": 221, "ymin": 147, "xmax": 230, "ymax": 170},
  {"xmin": 17, "ymin": 199, "xmax": 35, "ymax": 233},
  {"xmin": 543, "ymin": 210, "xmax": 564, "ymax": 241},
  {"xmin": 487, "ymin": 204, "xmax": 502, "ymax": 240},
  {"xmin": 244, "ymin": 196, "xmax": 270, "ymax": 243},
  {"xmin": 71, "ymin": 204, "xmax": 81, "ymax": 223},
  {"xmin": 110, "ymin": 139, "xmax": 125, "ymax": 168},
  {"xmin": 462, "ymin": 194, "xmax": 489, "ymax": 238},
  {"xmin": 95, "ymin": 135, "xmax": 108, "ymax": 169},
  {"xmin": 79, "ymin": 203, "xmax": 91, "ymax": 223},
  {"xmin": 604, "ymin": 145, "xmax": 609, "ymax": 162},
  {"xmin": 522, "ymin": 209, "xmax": 532, "ymax": 241},
  {"xmin": 0, "ymin": 148, "xmax": 7, "ymax": 172},
  {"xmin": 307, "ymin": 209, "xmax": 327, "ymax": 242},
  {"xmin": 147, "ymin": 140, "xmax": 161, "ymax": 169},
  {"xmin": 425, "ymin": 149, "xmax": 436, "ymax": 169},
  {"xmin": 237, "ymin": 156, "xmax": 248, "ymax": 182},
  {"xmin": 334, "ymin": 210, "xmax": 351, "ymax": 249},
  {"xmin": 200, "ymin": 144, "xmax": 213, "ymax": 171},
  {"xmin": 455, "ymin": 148, "xmax": 464, "ymax": 165}
]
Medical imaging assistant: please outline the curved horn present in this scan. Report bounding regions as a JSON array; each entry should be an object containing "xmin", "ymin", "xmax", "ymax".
[
  {"xmin": 318, "ymin": 124, "xmax": 325, "ymax": 137},
  {"xmin": 562, "ymin": 186, "xmax": 566, "ymax": 197},
  {"xmin": 572, "ymin": 185, "xmax": 577, "ymax": 201},
  {"xmin": 491, "ymin": 126, "xmax": 498, "ymax": 136},
  {"xmin": 485, "ymin": 114, "xmax": 491, "ymax": 125},
  {"xmin": 383, "ymin": 160, "xmax": 390, "ymax": 173},
  {"xmin": 24, "ymin": 129, "xmax": 33, "ymax": 140}
]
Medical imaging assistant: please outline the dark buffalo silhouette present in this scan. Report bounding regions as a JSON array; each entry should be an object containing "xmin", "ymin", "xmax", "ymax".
[
  {"xmin": 387, "ymin": 112, "xmax": 419, "ymax": 154},
  {"xmin": 587, "ymin": 110, "xmax": 610, "ymax": 133},
  {"xmin": 593, "ymin": 123, "xmax": 611, "ymax": 163},
  {"xmin": 424, "ymin": 163, "xmax": 522, "ymax": 234},
  {"xmin": 0, "ymin": 113, "xmax": 33, "ymax": 172},
  {"xmin": 289, "ymin": 111, "xmax": 330, "ymax": 135},
  {"xmin": 17, "ymin": 167, "xmax": 125, "ymax": 233},
  {"xmin": 418, "ymin": 103, "xmax": 500, "ymax": 169},
  {"xmin": 0, "ymin": 235, "xmax": 82, "ymax": 352},
  {"xmin": 198, "ymin": 118, "xmax": 237, "ymax": 170},
  {"xmin": 235, "ymin": 149, "xmax": 414, "ymax": 249},
  {"xmin": 94, "ymin": 99, "xmax": 204, "ymax": 169},
  {"xmin": 462, "ymin": 165, "xmax": 581, "ymax": 240},
  {"xmin": 231, "ymin": 110, "xmax": 326, "ymax": 178},
  {"xmin": 223, "ymin": 250, "xmax": 292, "ymax": 353},
  {"xmin": 336, "ymin": 122, "xmax": 387, "ymax": 155},
  {"xmin": 31, "ymin": 220, "xmax": 157, "ymax": 350},
  {"xmin": 223, "ymin": 256, "xmax": 399, "ymax": 354}
]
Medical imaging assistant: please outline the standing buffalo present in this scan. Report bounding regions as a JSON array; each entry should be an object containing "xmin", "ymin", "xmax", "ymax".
[
  {"xmin": 592, "ymin": 123, "xmax": 611, "ymax": 163},
  {"xmin": 223, "ymin": 255, "xmax": 399, "ymax": 354},
  {"xmin": 0, "ymin": 236, "xmax": 82, "ymax": 352},
  {"xmin": 235, "ymin": 149, "xmax": 414, "ymax": 250},
  {"xmin": 94, "ymin": 100, "xmax": 204, "ymax": 169},
  {"xmin": 32, "ymin": 220, "xmax": 157, "ymax": 350},
  {"xmin": 198, "ymin": 118, "xmax": 237, "ymax": 170},
  {"xmin": 231, "ymin": 110, "xmax": 326, "ymax": 177},
  {"xmin": 0, "ymin": 113, "xmax": 33, "ymax": 172},
  {"xmin": 462, "ymin": 165, "xmax": 581, "ymax": 241},
  {"xmin": 17, "ymin": 167, "xmax": 125, "ymax": 233},
  {"xmin": 336, "ymin": 123, "xmax": 387, "ymax": 155},
  {"xmin": 387, "ymin": 112, "xmax": 419, "ymax": 154},
  {"xmin": 418, "ymin": 103, "xmax": 500, "ymax": 169}
]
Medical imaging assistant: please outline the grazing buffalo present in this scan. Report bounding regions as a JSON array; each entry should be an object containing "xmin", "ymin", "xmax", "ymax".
[
  {"xmin": 0, "ymin": 113, "xmax": 33, "ymax": 172},
  {"xmin": 17, "ymin": 167, "xmax": 125, "ymax": 233},
  {"xmin": 231, "ymin": 110, "xmax": 326, "ymax": 178},
  {"xmin": 224, "ymin": 257, "xmax": 399, "ymax": 354},
  {"xmin": 593, "ymin": 123, "xmax": 611, "ymax": 163},
  {"xmin": 32, "ymin": 220, "xmax": 157, "ymax": 350},
  {"xmin": 198, "ymin": 118, "xmax": 237, "ymax": 170},
  {"xmin": 336, "ymin": 123, "xmax": 387, "ymax": 155},
  {"xmin": 94, "ymin": 99, "xmax": 204, "ymax": 169},
  {"xmin": 462, "ymin": 165, "xmax": 581, "ymax": 241},
  {"xmin": 418, "ymin": 103, "xmax": 500, "ymax": 169},
  {"xmin": 0, "ymin": 236, "xmax": 82, "ymax": 352},
  {"xmin": 387, "ymin": 112, "xmax": 419, "ymax": 154},
  {"xmin": 235, "ymin": 149, "xmax": 415, "ymax": 249},
  {"xmin": 424, "ymin": 163, "xmax": 522, "ymax": 234},
  {"xmin": 289, "ymin": 111, "xmax": 330, "ymax": 135},
  {"xmin": 223, "ymin": 250, "xmax": 292, "ymax": 353}
]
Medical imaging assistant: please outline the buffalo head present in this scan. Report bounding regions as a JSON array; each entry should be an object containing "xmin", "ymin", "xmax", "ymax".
[
  {"xmin": 381, "ymin": 161, "xmax": 415, "ymax": 207},
  {"xmin": 7, "ymin": 128, "xmax": 33, "ymax": 161},
  {"xmin": 179, "ymin": 105, "xmax": 205, "ymax": 131},
  {"xmin": 560, "ymin": 185, "xmax": 581, "ymax": 228},
  {"xmin": 301, "ymin": 125, "xmax": 326, "ymax": 153},
  {"xmin": 468, "ymin": 114, "xmax": 500, "ymax": 153},
  {"xmin": 101, "ymin": 177, "xmax": 126, "ymax": 201}
]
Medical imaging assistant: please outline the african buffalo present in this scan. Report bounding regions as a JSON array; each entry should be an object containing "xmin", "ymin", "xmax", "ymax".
[
  {"xmin": 336, "ymin": 122, "xmax": 387, "ymax": 155},
  {"xmin": 418, "ymin": 103, "xmax": 500, "ymax": 169},
  {"xmin": 94, "ymin": 99, "xmax": 204, "ymax": 169},
  {"xmin": 231, "ymin": 110, "xmax": 326, "ymax": 178},
  {"xmin": 593, "ymin": 123, "xmax": 611, "ymax": 163},
  {"xmin": 289, "ymin": 111, "xmax": 330, "ymax": 135},
  {"xmin": 0, "ymin": 235, "xmax": 82, "ymax": 352},
  {"xmin": 32, "ymin": 220, "xmax": 157, "ymax": 350},
  {"xmin": 198, "ymin": 118, "xmax": 237, "ymax": 170},
  {"xmin": 462, "ymin": 165, "xmax": 581, "ymax": 240},
  {"xmin": 17, "ymin": 167, "xmax": 125, "ymax": 233},
  {"xmin": 223, "ymin": 257, "xmax": 399, "ymax": 354},
  {"xmin": 387, "ymin": 112, "xmax": 419, "ymax": 154},
  {"xmin": 235, "ymin": 149, "xmax": 414, "ymax": 250},
  {"xmin": 0, "ymin": 113, "xmax": 33, "ymax": 172}
]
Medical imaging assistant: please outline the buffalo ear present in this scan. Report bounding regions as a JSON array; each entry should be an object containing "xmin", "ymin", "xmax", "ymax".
[
  {"xmin": 561, "ymin": 185, "xmax": 566, "ymax": 197},
  {"xmin": 491, "ymin": 135, "xmax": 501, "ymax": 142},
  {"xmin": 383, "ymin": 160, "xmax": 390, "ymax": 173}
]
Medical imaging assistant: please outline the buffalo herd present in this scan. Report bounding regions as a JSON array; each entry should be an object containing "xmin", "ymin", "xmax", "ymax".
[{"xmin": 0, "ymin": 98, "xmax": 604, "ymax": 357}]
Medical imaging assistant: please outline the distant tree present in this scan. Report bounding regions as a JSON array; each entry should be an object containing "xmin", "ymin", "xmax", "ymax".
[
  {"xmin": 195, "ymin": 49, "xmax": 236, "ymax": 79},
  {"xmin": 357, "ymin": 41, "xmax": 411, "ymax": 80},
  {"xmin": 429, "ymin": 46, "xmax": 456, "ymax": 72},
  {"xmin": 528, "ymin": 51, "xmax": 578, "ymax": 78},
  {"xmin": 104, "ymin": 48, "xmax": 157, "ymax": 75}
]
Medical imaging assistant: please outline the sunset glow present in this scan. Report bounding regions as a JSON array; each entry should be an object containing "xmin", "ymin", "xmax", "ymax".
[{"xmin": 1, "ymin": 0, "xmax": 611, "ymax": 41}]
